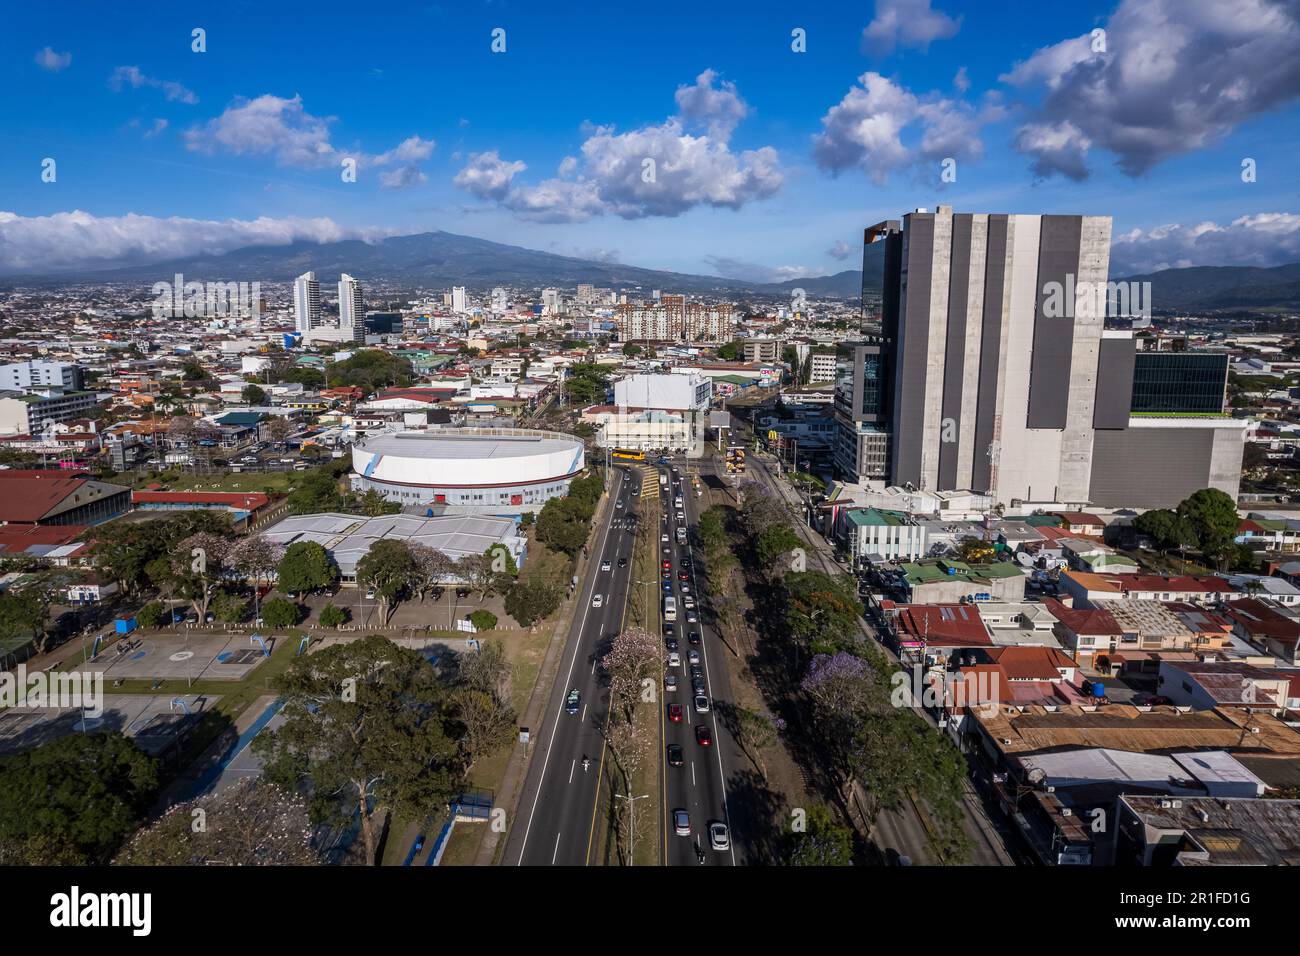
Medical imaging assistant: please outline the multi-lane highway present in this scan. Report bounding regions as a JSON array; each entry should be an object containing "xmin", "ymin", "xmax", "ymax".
[
  {"xmin": 506, "ymin": 464, "xmax": 642, "ymax": 865},
  {"xmin": 657, "ymin": 460, "xmax": 738, "ymax": 866},
  {"xmin": 505, "ymin": 457, "xmax": 740, "ymax": 866}
]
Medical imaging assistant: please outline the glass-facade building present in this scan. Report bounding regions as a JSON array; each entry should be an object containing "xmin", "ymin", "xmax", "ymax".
[{"xmin": 1130, "ymin": 352, "xmax": 1228, "ymax": 415}]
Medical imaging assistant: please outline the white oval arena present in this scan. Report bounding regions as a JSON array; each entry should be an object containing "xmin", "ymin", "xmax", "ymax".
[{"xmin": 351, "ymin": 428, "xmax": 587, "ymax": 512}]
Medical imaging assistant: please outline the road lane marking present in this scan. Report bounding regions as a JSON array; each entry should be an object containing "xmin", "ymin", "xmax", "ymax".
[{"xmin": 552, "ymin": 832, "xmax": 561, "ymax": 865}]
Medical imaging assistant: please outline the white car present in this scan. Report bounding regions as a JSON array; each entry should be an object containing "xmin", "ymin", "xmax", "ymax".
[
  {"xmin": 616, "ymin": 500, "xmax": 624, "ymax": 509},
  {"xmin": 694, "ymin": 694, "xmax": 710, "ymax": 713},
  {"xmin": 674, "ymin": 809, "xmax": 691, "ymax": 837},
  {"xmin": 667, "ymin": 652, "xmax": 681, "ymax": 668},
  {"xmin": 365, "ymin": 588, "xmax": 376, "ymax": 600},
  {"xmin": 688, "ymin": 649, "xmax": 700, "ymax": 665},
  {"xmin": 592, "ymin": 594, "xmax": 603, "ymax": 608},
  {"xmin": 600, "ymin": 560, "xmax": 612, "ymax": 572},
  {"xmin": 661, "ymin": 533, "xmax": 670, "ymax": 542},
  {"xmin": 709, "ymin": 822, "xmax": 730, "ymax": 851}
]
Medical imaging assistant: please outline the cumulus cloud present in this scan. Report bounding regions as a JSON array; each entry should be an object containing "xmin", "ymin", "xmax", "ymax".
[
  {"xmin": 1000, "ymin": 0, "xmax": 1300, "ymax": 179},
  {"xmin": 0, "ymin": 210, "xmax": 397, "ymax": 274},
  {"xmin": 674, "ymin": 69, "xmax": 749, "ymax": 139},
  {"xmin": 1111, "ymin": 212, "xmax": 1300, "ymax": 274},
  {"xmin": 453, "ymin": 71, "xmax": 782, "ymax": 222},
  {"xmin": 953, "ymin": 66, "xmax": 970, "ymax": 93},
  {"xmin": 704, "ymin": 255, "xmax": 812, "ymax": 284},
  {"xmin": 813, "ymin": 72, "xmax": 1002, "ymax": 183},
  {"xmin": 35, "ymin": 47, "xmax": 71, "ymax": 72},
  {"xmin": 110, "ymin": 66, "xmax": 198, "ymax": 104},
  {"xmin": 454, "ymin": 150, "xmax": 528, "ymax": 200},
  {"xmin": 828, "ymin": 240, "xmax": 853, "ymax": 261},
  {"xmin": 183, "ymin": 94, "xmax": 434, "ymax": 186},
  {"xmin": 862, "ymin": 0, "xmax": 961, "ymax": 55}
]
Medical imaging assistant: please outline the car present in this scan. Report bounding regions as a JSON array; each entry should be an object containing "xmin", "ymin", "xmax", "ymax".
[
  {"xmin": 663, "ymin": 623, "xmax": 675, "ymax": 637},
  {"xmin": 678, "ymin": 571, "xmax": 689, "ymax": 581},
  {"xmin": 364, "ymin": 588, "xmax": 376, "ymax": 600},
  {"xmin": 667, "ymin": 652, "xmax": 681, "ymax": 668},
  {"xmin": 688, "ymin": 631, "xmax": 701, "ymax": 645},
  {"xmin": 623, "ymin": 473, "xmax": 630, "ymax": 482},
  {"xmin": 600, "ymin": 560, "xmax": 612, "ymax": 572},
  {"xmin": 665, "ymin": 674, "xmax": 678, "ymax": 692},
  {"xmin": 674, "ymin": 809, "xmax": 691, "ymax": 836},
  {"xmin": 709, "ymin": 822, "xmax": 730, "ymax": 851},
  {"xmin": 565, "ymin": 689, "xmax": 581, "ymax": 714},
  {"xmin": 615, "ymin": 500, "xmax": 624, "ymax": 509},
  {"xmin": 661, "ymin": 570, "xmax": 672, "ymax": 580},
  {"xmin": 689, "ymin": 664, "xmax": 704, "ymax": 681},
  {"xmin": 618, "ymin": 557, "xmax": 628, "ymax": 568},
  {"xmin": 694, "ymin": 694, "xmax": 710, "ymax": 713},
  {"xmin": 662, "ymin": 546, "xmax": 671, "ymax": 556},
  {"xmin": 667, "ymin": 744, "xmax": 684, "ymax": 767},
  {"xmin": 677, "ymin": 512, "xmax": 685, "ymax": 522},
  {"xmin": 665, "ymin": 637, "xmax": 679, "ymax": 652},
  {"xmin": 662, "ymin": 533, "xmax": 670, "ymax": 543},
  {"xmin": 662, "ymin": 581, "xmax": 673, "ymax": 593},
  {"xmin": 680, "ymin": 582, "xmax": 691, "ymax": 593},
  {"xmin": 692, "ymin": 677, "xmax": 706, "ymax": 695},
  {"xmin": 683, "ymin": 597, "xmax": 697, "ymax": 610},
  {"xmin": 695, "ymin": 725, "xmax": 713, "ymax": 746},
  {"xmin": 592, "ymin": 594, "xmax": 603, "ymax": 608},
  {"xmin": 688, "ymin": 649, "xmax": 700, "ymax": 665},
  {"xmin": 662, "ymin": 560, "xmax": 672, "ymax": 570},
  {"xmin": 686, "ymin": 610, "xmax": 699, "ymax": 623},
  {"xmin": 667, "ymin": 703, "xmax": 683, "ymax": 723}
]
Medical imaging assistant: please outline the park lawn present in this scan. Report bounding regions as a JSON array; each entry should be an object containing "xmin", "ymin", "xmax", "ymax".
[
  {"xmin": 438, "ymin": 819, "xmax": 484, "ymax": 866},
  {"xmin": 138, "ymin": 471, "xmax": 298, "ymax": 495}
]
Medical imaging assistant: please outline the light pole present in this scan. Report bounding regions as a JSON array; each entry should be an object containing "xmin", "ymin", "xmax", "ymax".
[{"xmin": 614, "ymin": 791, "xmax": 650, "ymax": 864}]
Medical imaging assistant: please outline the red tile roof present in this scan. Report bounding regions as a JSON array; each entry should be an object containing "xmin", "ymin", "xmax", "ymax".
[
  {"xmin": 1044, "ymin": 597, "xmax": 1121, "ymax": 636},
  {"xmin": 132, "ymin": 491, "xmax": 270, "ymax": 510},
  {"xmin": 895, "ymin": 603, "xmax": 991, "ymax": 647}
]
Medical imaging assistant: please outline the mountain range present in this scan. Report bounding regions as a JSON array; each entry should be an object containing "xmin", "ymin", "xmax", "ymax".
[{"xmin": 8, "ymin": 228, "xmax": 1300, "ymax": 311}]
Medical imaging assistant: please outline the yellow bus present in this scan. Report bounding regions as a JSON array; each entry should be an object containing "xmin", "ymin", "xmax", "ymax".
[{"xmin": 611, "ymin": 448, "xmax": 646, "ymax": 461}]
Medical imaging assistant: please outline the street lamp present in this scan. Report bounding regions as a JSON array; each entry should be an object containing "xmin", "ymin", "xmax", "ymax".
[{"xmin": 614, "ymin": 791, "xmax": 650, "ymax": 864}]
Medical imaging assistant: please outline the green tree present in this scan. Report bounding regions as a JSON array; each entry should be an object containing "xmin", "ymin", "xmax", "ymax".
[
  {"xmin": 716, "ymin": 341, "xmax": 742, "ymax": 361},
  {"xmin": 0, "ymin": 590, "xmax": 49, "ymax": 656},
  {"xmin": 504, "ymin": 579, "xmax": 562, "ymax": 626},
  {"xmin": 287, "ymin": 467, "xmax": 348, "ymax": 515},
  {"xmin": 621, "ymin": 342, "xmax": 643, "ymax": 357},
  {"xmin": 783, "ymin": 804, "xmax": 853, "ymax": 866},
  {"xmin": 469, "ymin": 609, "xmax": 498, "ymax": 631},
  {"xmin": 0, "ymin": 733, "xmax": 157, "ymax": 865},
  {"xmin": 136, "ymin": 601, "xmax": 165, "ymax": 629},
  {"xmin": 318, "ymin": 602, "xmax": 349, "ymax": 628},
  {"xmin": 242, "ymin": 383, "xmax": 268, "ymax": 405},
  {"xmin": 261, "ymin": 597, "xmax": 303, "ymax": 629},
  {"xmin": 356, "ymin": 539, "xmax": 416, "ymax": 624},
  {"xmin": 211, "ymin": 589, "xmax": 248, "ymax": 624},
  {"xmin": 756, "ymin": 523, "xmax": 803, "ymax": 569},
  {"xmin": 253, "ymin": 636, "xmax": 459, "ymax": 866},
  {"xmin": 1177, "ymin": 488, "xmax": 1240, "ymax": 567},
  {"xmin": 276, "ymin": 541, "xmax": 338, "ymax": 595}
]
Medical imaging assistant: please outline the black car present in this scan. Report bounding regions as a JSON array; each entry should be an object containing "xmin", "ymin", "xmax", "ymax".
[
  {"xmin": 663, "ymin": 623, "xmax": 675, "ymax": 637},
  {"xmin": 692, "ymin": 677, "xmax": 707, "ymax": 695},
  {"xmin": 665, "ymin": 637, "xmax": 679, "ymax": 652},
  {"xmin": 688, "ymin": 631, "xmax": 701, "ymax": 645},
  {"xmin": 667, "ymin": 744, "xmax": 684, "ymax": 767},
  {"xmin": 617, "ymin": 557, "xmax": 628, "ymax": 568}
]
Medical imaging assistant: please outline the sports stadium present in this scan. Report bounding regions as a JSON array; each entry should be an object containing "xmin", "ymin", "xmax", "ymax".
[{"xmin": 351, "ymin": 427, "xmax": 587, "ymax": 513}]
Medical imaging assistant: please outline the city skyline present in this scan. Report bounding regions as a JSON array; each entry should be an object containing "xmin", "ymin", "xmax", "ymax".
[{"xmin": 3, "ymin": 0, "xmax": 1300, "ymax": 280}]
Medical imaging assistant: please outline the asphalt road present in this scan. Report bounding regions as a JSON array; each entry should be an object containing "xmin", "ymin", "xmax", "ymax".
[
  {"xmin": 507, "ymin": 466, "xmax": 640, "ymax": 865},
  {"xmin": 657, "ymin": 460, "xmax": 739, "ymax": 866}
]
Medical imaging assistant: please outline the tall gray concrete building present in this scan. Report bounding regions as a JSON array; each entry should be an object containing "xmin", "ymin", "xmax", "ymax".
[{"xmin": 836, "ymin": 205, "xmax": 1244, "ymax": 509}]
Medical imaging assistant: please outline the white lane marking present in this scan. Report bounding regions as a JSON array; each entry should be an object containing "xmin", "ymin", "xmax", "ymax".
[
  {"xmin": 516, "ymin": 483, "xmax": 620, "ymax": 864},
  {"xmin": 552, "ymin": 832, "xmax": 562, "ymax": 865},
  {"xmin": 691, "ymin": 761, "xmax": 697, "ymax": 787},
  {"xmin": 568, "ymin": 759, "xmax": 576, "ymax": 784},
  {"xmin": 581, "ymin": 704, "xmax": 588, "ymax": 722}
]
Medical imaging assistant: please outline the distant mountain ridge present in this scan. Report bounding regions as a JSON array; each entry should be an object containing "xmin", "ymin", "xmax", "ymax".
[
  {"xmin": 9, "ymin": 227, "xmax": 1300, "ymax": 310},
  {"xmin": 14, "ymin": 230, "xmax": 866, "ymax": 298}
]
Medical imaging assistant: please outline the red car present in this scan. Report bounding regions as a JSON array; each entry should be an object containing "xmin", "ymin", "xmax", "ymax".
[
  {"xmin": 668, "ymin": 704, "xmax": 683, "ymax": 723},
  {"xmin": 678, "ymin": 571, "xmax": 688, "ymax": 581},
  {"xmin": 662, "ymin": 560, "xmax": 672, "ymax": 570},
  {"xmin": 695, "ymin": 724, "xmax": 713, "ymax": 746}
]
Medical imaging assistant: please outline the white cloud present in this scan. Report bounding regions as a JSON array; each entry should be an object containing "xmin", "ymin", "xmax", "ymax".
[
  {"xmin": 862, "ymin": 0, "xmax": 961, "ymax": 55},
  {"xmin": 110, "ymin": 66, "xmax": 198, "ymax": 104},
  {"xmin": 704, "ymin": 256, "xmax": 812, "ymax": 283},
  {"xmin": 454, "ymin": 151, "xmax": 528, "ymax": 200},
  {"xmin": 454, "ymin": 71, "xmax": 782, "ymax": 222},
  {"xmin": 813, "ymin": 72, "xmax": 999, "ymax": 183},
  {"xmin": 674, "ymin": 69, "xmax": 750, "ymax": 139},
  {"xmin": 184, "ymin": 94, "xmax": 434, "ymax": 182},
  {"xmin": 828, "ymin": 240, "xmax": 853, "ymax": 261},
  {"xmin": 1002, "ymin": 0, "xmax": 1300, "ymax": 178},
  {"xmin": 953, "ymin": 66, "xmax": 970, "ymax": 93},
  {"xmin": 1111, "ymin": 212, "xmax": 1300, "ymax": 274},
  {"xmin": 35, "ymin": 47, "xmax": 72, "ymax": 72},
  {"xmin": 0, "ymin": 210, "xmax": 396, "ymax": 274}
]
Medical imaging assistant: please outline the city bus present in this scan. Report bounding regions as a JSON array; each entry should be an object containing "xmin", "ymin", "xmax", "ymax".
[
  {"xmin": 663, "ymin": 595, "xmax": 677, "ymax": 622},
  {"xmin": 611, "ymin": 448, "xmax": 646, "ymax": 462}
]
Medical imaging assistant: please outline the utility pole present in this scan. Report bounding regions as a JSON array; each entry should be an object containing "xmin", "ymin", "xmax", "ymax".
[{"xmin": 614, "ymin": 791, "xmax": 650, "ymax": 864}]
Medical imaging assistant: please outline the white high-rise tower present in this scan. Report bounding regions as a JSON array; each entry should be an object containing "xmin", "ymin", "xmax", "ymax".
[
  {"xmin": 293, "ymin": 271, "xmax": 320, "ymax": 333},
  {"xmin": 338, "ymin": 274, "xmax": 364, "ymax": 340}
]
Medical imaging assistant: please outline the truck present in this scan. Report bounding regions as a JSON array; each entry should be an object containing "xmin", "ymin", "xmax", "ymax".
[{"xmin": 663, "ymin": 596, "xmax": 678, "ymax": 622}]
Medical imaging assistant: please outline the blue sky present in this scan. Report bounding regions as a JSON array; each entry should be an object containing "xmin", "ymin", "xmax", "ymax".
[{"xmin": 3, "ymin": 0, "xmax": 1300, "ymax": 277}]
